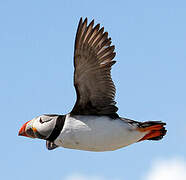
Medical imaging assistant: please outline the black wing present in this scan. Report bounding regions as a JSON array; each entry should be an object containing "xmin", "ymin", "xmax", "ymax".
[{"xmin": 71, "ymin": 18, "xmax": 118, "ymax": 117}]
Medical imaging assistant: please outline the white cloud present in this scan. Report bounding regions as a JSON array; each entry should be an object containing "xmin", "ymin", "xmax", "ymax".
[
  {"xmin": 144, "ymin": 157, "xmax": 186, "ymax": 180},
  {"xmin": 64, "ymin": 157, "xmax": 186, "ymax": 180},
  {"xmin": 64, "ymin": 174, "xmax": 106, "ymax": 180}
]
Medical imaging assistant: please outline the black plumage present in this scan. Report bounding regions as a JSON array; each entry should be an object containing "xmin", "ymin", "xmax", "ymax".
[{"xmin": 71, "ymin": 18, "xmax": 118, "ymax": 117}]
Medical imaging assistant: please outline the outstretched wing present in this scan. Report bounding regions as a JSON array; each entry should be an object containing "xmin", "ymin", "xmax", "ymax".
[{"xmin": 71, "ymin": 18, "xmax": 118, "ymax": 117}]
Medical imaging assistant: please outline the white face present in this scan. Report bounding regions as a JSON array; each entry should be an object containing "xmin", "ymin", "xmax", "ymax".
[{"xmin": 24, "ymin": 115, "xmax": 57, "ymax": 139}]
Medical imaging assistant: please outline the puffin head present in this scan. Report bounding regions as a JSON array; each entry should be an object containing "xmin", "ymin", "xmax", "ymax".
[{"xmin": 18, "ymin": 115, "xmax": 58, "ymax": 140}]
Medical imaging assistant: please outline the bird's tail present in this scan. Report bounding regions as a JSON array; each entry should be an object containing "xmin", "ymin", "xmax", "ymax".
[{"xmin": 137, "ymin": 121, "xmax": 167, "ymax": 141}]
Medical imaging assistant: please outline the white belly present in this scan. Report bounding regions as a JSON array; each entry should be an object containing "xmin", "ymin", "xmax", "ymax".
[{"xmin": 55, "ymin": 114, "xmax": 145, "ymax": 151}]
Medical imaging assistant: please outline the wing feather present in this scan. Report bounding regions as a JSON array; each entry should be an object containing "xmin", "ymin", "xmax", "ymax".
[{"xmin": 71, "ymin": 18, "xmax": 118, "ymax": 117}]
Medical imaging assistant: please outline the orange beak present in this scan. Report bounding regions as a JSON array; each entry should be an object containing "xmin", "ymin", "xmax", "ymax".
[{"xmin": 18, "ymin": 120, "xmax": 31, "ymax": 137}]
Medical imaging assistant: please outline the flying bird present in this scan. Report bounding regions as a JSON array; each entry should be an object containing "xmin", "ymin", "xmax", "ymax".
[{"xmin": 19, "ymin": 18, "xmax": 167, "ymax": 151}]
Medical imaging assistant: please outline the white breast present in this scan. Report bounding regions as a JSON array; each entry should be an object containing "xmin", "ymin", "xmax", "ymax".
[{"xmin": 55, "ymin": 114, "xmax": 145, "ymax": 151}]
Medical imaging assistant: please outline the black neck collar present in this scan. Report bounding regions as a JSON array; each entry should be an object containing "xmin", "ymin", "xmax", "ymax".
[{"xmin": 46, "ymin": 115, "xmax": 66, "ymax": 142}]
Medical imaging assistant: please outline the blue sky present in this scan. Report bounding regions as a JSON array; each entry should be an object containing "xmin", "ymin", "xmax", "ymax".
[{"xmin": 0, "ymin": 0, "xmax": 186, "ymax": 180}]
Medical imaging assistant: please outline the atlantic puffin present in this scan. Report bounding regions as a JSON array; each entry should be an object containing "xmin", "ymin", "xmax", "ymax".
[{"xmin": 18, "ymin": 18, "xmax": 167, "ymax": 151}]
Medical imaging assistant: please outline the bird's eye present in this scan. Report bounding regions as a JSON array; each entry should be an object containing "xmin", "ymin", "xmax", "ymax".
[
  {"xmin": 39, "ymin": 118, "xmax": 44, "ymax": 124},
  {"xmin": 39, "ymin": 117, "xmax": 52, "ymax": 124}
]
